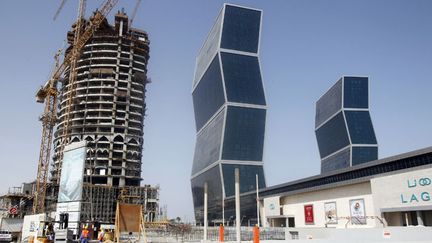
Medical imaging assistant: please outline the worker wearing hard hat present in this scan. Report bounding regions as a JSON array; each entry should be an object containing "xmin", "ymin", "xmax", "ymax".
[{"xmin": 80, "ymin": 225, "xmax": 90, "ymax": 243}]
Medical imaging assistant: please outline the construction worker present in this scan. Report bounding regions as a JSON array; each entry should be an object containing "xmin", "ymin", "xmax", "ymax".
[
  {"xmin": 97, "ymin": 227, "xmax": 105, "ymax": 243},
  {"xmin": 80, "ymin": 225, "xmax": 90, "ymax": 243},
  {"xmin": 45, "ymin": 223, "xmax": 54, "ymax": 242}
]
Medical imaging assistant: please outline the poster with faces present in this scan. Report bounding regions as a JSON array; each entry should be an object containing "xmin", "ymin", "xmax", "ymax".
[{"xmin": 350, "ymin": 199, "xmax": 366, "ymax": 224}]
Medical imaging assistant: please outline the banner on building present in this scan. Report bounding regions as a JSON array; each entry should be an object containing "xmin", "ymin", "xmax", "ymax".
[
  {"xmin": 58, "ymin": 142, "xmax": 86, "ymax": 203},
  {"xmin": 324, "ymin": 202, "xmax": 337, "ymax": 224},
  {"xmin": 264, "ymin": 196, "xmax": 280, "ymax": 217},
  {"xmin": 304, "ymin": 204, "xmax": 314, "ymax": 224},
  {"xmin": 350, "ymin": 198, "xmax": 366, "ymax": 224}
]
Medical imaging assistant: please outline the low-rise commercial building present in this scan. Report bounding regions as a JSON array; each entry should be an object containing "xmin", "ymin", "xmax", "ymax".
[{"xmin": 260, "ymin": 147, "xmax": 432, "ymax": 228}]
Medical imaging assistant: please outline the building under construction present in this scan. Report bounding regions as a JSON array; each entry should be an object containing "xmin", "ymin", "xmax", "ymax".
[
  {"xmin": 53, "ymin": 10, "xmax": 148, "ymax": 187},
  {"xmin": 43, "ymin": 10, "xmax": 159, "ymax": 224},
  {"xmin": 0, "ymin": 183, "xmax": 34, "ymax": 219}
]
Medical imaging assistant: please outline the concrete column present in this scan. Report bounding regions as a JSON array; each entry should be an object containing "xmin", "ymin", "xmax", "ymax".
[
  {"xmin": 204, "ymin": 182, "xmax": 208, "ymax": 241},
  {"xmin": 405, "ymin": 212, "xmax": 410, "ymax": 226},
  {"xmin": 235, "ymin": 168, "xmax": 240, "ymax": 243},
  {"xmin": 416, "ymin": 211, "xmax": 424, "ymax": 226}
]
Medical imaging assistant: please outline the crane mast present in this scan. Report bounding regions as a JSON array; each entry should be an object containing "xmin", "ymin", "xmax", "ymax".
[
  {"xmin": 33, "ymin": 0, "xmax": 119, "ymax": 214},
  {"xmin": 32, "ymin": 51, "xmax": 61, "ymax": 214}
]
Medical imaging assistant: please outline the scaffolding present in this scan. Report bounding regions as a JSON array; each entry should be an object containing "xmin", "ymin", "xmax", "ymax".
[
  {"xmin": 79, "ymin": 184, "xmax": 159, "ymax": 224},
  {"xmin": 0, "ymin": 183, "xmax": 35, "ymax": 219}
]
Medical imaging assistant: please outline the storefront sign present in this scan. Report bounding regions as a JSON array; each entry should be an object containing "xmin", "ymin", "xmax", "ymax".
[
  {"xmin": 350, "ymin": 199, "xmax": 366, "ymax": 224},
  {"xmin": 371, "ymin": 167, "xmax": 432, "ymax": 210},
  {"xmin": 324, "ymin": 202, "xmax": 337, "ymax": 224},
  {"xmin": 304, "ymin": 204, "xmax": 314, "ymax": 224},
  {"xmin": 401, "ymin": 176, "xmax": 431, "ymax": 204}
]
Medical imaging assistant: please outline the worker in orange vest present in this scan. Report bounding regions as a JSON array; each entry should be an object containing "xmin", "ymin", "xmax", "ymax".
[{"xmin": 80, "ymin": 225, "xmax": 90, "ymax": 243}]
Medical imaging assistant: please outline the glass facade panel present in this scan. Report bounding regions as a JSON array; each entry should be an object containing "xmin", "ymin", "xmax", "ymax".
[
  {"xmin": 193, "ymin": 55, "xmax": 225, "ymax": 131},
  {"xmin": 315, "ymin": 112, "xmax": 350, "ymax": 158},
  {"xmin": 344, "ymin": 77, "xmax": 368, "ymax": 108},
  {"xmin": 192, "ymin": 4, "xmax": 266, "ymax": 225},
  {"xmin": 222, "ymin": 164, "xmax": 265, "ymax": 197},
  {"xmin": 344, "ymin": 111, "xmax": 377, "ymax": 144},
  {"xmin": 222, "ymin": 106, "xmax": 266, "ymax": 161},
  {"xmin": 221, "ymin": 52, "xmax": 266, "ymax": 105},
  {"xmin": 193, "ymin": 12, "xmax": 223, "ymax": 87},
  {"xmin": 315, "ymin": 79, "xmax": 342, "ymax": 128},
  {"xmin": 223, "ymin": 193, "xmax": 259, "ymax": 226},
  {"xmin": 191, "ymin": 165, "xmax": 223, "ymax": 222},
  {"xmin": 221, "ymin": 5, "xmax": 260, "ymax": 53},
  {"xmin": 321, "ymin": 147, "xmax": 351, "ymax": 173},
  {"xmin": 352, "ymin": 146, "xmax": 378, "ymax": 166},
  {"xmin": 191, "ymin": 109, "xmax": 225, "ymax": 175}
]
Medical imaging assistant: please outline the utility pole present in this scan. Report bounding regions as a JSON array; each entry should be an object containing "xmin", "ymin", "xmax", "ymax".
[
  {"xmin": 256, "ymin": 174, "xmax": 260, "ymax": 227},
  {"xmin": 222, "ymin": 194, "xmax": 225, "ymax": 226},
  {"xmin": 235, "ymin": 168, "xmax": 240, "ymax": 243},
  {"xmin": 204, "ymin": 182, "xmax": 208, "ymax": 241}
]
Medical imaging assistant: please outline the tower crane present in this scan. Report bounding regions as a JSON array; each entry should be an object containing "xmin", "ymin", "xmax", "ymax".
[
  {"xmin": 33, "ymin": 0, "xmax": 119, "ymax": 214},
  {"xmin": 129, "ymin": 0, "xmax": 142, "ymax": 28},
  {"xmin": 53, "ymin": 0, "xmax": 69, "ymax": 21}
]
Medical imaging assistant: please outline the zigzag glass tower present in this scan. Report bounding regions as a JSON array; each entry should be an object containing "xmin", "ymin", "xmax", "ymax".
[
  {"xmin": 315, "ymin": 76, "xmax": 378, "ymax": 173},
  {"xmin": 191, "ymin": 4, "xmax": 266, "ymax": 225}
]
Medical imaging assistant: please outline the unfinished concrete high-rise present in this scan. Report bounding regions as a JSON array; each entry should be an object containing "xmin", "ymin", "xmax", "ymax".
[
  {"xmin": 52, "ymin": 10, "xmax": 148, "ymax": 187},
  {"xmin": 45, "ymin": 10, "xmax": 159, "ymax": 223}
]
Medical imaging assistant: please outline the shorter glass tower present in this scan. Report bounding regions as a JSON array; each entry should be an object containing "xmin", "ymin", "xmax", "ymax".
[
  {"xmin": 315, "ymin": 76, "xmax": 378, "ymax": 173},
  {"xmin": 191, "ymin": 4, "xmax": 266, "ymax": 225}
]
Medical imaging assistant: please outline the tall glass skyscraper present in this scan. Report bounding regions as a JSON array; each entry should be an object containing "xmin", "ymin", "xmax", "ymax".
[
  {"xmin": 191, "ymin": 4, "xmax": 266, "ymax": 225},
  {"xmin": 315, "ymin": 76, "xmax": 378, "ymax": 173}
]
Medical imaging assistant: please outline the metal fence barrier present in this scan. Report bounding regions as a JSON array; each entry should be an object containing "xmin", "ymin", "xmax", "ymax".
[{"xmin": 145, "ymin": 225, "xmax": 285, "ymax": 242}]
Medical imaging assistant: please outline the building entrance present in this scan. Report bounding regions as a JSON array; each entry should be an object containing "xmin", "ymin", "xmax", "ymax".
[
  {"xmin": 267, "ymin": 216, "xmax": 295, "ymax": 227},
  {"xmin": 384, "ymin": 210, "xmax": 432, "ymax": 226}
]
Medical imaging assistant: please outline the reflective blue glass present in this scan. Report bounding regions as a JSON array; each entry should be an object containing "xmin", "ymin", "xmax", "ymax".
[
  {"xmin": 221, "ymin": 5, "xmax": 261, "ymax": 53},
  {"xmin": 221, "ymin": 52, "xmax": 266, "ymax": 105},
  {"xmin": 352, "ymin": 146, "xmax": 378, "ymax": 166},
  {"xmin": 315, "ymin": 112, "xmax": 350, "ymax": 158},
  {"xmin": 321, "ymin": 147, "xmax": 350, "ymax": 173},
  {"xmin": 191, "ymin": 109, "xmax": 225, "ymax": 175},
  {"xmin": 191, "ymin": 165, "xmax": 223, "ymax": 221},
  {"xmin": 315, "ymin": 79, "xmax": 342, "ymax": 128},
  {"xmin": 192, "ymin": 55, "xmax": 225, "ymax": 131},
  {"xmin": 344, "ymin": 77, "xmax": 368, "ymax": 108},
  {"xmin": 222, "ymin": 164, "xmax": 265, "ymax": 197},
  {"xmin": 344, "ymin": 111, "xmax": 377, "ymax": 144},
  {"xmin": 222, "ymin": 106, "xmax": 266, "ymax": 161},
  {"xmin": 223, "ymin": 194, "xmax": 260, "ymax": 226}
]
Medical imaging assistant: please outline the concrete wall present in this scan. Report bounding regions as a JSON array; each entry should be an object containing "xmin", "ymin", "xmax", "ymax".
[{"xmin": 284, "ymin": 227, "xmax": 432, "ymax": 242}]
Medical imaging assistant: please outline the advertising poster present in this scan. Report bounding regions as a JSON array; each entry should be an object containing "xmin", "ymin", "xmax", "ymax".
[
  {"xmin": 304, "ymin": 204, "xmax": 314, "ymax": 224},
  {"xmin": 350, "ymin": 198, "xmax": 366, "ymax": 224},
  {"xmin": 58, "ymin": 142, "xmax": 86, "ymax": 203},
  {"xmin": 324, "ymin": 202, "xmax": 337, "ymax": 224}
]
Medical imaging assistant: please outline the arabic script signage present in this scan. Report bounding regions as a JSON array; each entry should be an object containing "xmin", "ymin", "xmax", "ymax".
[{"xmin": 371, "ymin": 167, "xmax": 432, "ymax": 210}]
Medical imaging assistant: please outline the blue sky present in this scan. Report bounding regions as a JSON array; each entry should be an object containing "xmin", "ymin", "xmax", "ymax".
[{"xmin": 0, "ymin": 1, "xmax": 431, "ymax": 221}]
